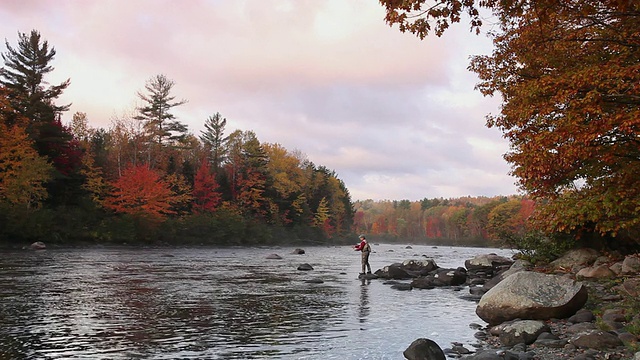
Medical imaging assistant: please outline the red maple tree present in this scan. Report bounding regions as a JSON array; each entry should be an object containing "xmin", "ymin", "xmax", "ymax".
[
  {"xmin": 104, "ymin": 164, "xmax": 177, "ymax": 221},
  {"xmin": 192, "ymin": 159, "xmax": 221, "ymax": 213}
]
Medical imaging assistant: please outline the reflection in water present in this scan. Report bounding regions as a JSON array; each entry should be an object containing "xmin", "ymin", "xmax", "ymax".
[
  {"xmin": 0, "ymin": 248, "xmax": 351, "ymax": 359},
  {"xmin": 358, "ymin": 278, "xmax": 370, "ymax": 323}
]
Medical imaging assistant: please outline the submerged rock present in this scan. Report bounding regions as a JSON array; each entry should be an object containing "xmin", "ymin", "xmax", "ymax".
[{"xmin": 403, "ymin": 338, "xmax": 445, "ymax": 360}]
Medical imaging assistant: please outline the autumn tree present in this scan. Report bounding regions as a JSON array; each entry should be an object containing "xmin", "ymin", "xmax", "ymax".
[
  {"xmin": 380, "ymin": 1, "xmax": 640, "ymax": 246},
  {"xmin": 108, "ymin": 110, "xmax": 146, "ymax": 177},
  {"xmin": 80, "ymin": 149, "xmax": 107, "ymax": 207},
  {"xmin": 67, "ymin": 111, "xmax": 106, "ymax": 206},
  {"xmin": 70, "ymin": 112, "xmax": 94, "ymax": 145},
  {"xmin": 235, "ymin": 131, "xmax": 268, "ymax": 218},
  {"xmin": 192, "ymin": 159, "xmax": 221, "ymax": 213},
  {"xmin": 0, "ymin": 122, "xmax": 53, "ymax": 209},
  {"xmin": 324, "ymin": 174, "xmax": 352, "ymax": 234},
  {"xmin": 263, "ymin": 143, "xmax": 307, "ymax": 224},
  {"xmin": 473, "ymin": 2, "xmax": 640, "ymax": 243},
  {"xmin": 487, "ymin": 199, "xmax": 531, "ymax": 242},
  {"xmin": 468, "ymin": 198, "xmax": 505, "ymax": 239},
  {"xmin": 42, "ymin": 118, "xmax": 83, "ymax": 177},
  {"xmin": 223, "ymin": 130, "xmax": 269, "ymax": 217},
  {"xmin": 164, "ymin": 172, "xmax": 193, "ymax": 216},
  {"xmin": 307, "ymin": 166, "xmax": 353, "ymax": 235},
  {"xmin": 314, "ymin": 196, "xmax": 333, "ymax": 235},
  {"xmin": 104, "ymin": 164, "xmax": 178, "ymax": 221},
  {"xmin": 135, "ymin": 74, "xmax": 188, "ymax": 147}
]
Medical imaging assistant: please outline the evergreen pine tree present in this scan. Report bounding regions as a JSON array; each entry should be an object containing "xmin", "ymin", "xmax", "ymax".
[
  {"xmin": 199, "ymin": 112, "xmax": 228, "ymax": 172},
  {"xmin": 134, "ymin": 74, "xmax": 188, "ymax": 146},
  {"xmin": 0, "ymin": 29, "xmax": 70, "ymax": 130}
]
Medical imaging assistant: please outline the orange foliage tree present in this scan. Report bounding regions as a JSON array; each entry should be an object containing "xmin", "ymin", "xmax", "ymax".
[
  {"xmin": 0, "ymin": 123, "xmax": 53, "ymax": 209},
  {"xmin": 104, "ymin": 164, "xmax": 177, "ymax": 221},
  {"xmin": 380, "ymin": 0, "xmax": 640, "ymax": 243},
  {"xmin": 471, "ymin": 2, "xmax": 640, "ymax": 240}
]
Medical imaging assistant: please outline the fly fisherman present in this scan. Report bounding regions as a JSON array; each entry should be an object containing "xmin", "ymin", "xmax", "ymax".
[{"xmin": 354, "ymin": 234, "xmax": 372, "ymax": 276}]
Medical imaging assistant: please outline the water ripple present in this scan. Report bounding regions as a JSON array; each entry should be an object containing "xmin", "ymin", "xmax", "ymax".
[{"xmin": 0, "ymin": 245, "xmax": 514, "ymax": 359}]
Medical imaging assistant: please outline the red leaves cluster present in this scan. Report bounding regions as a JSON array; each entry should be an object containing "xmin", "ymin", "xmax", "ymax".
[
  {"xmin": 104, "ymin": 164, "xmax": 177, "ymax": 221},
  {"xmin": 192, "ymin": 160, "xmax": 221, "ymax": 213},
  {"xmin": 42, "ymin": 118, "xmax": 83, "ymax": 176}
]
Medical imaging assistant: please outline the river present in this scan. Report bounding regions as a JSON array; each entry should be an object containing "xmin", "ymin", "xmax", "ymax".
[{"xmin": 0, "ymin": 243, "xmax": 515, "ymax": 359}]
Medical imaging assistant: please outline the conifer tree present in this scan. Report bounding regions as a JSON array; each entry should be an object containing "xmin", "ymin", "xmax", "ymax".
[
  {"xmin": 0, "ymin": 29, "xmax": 70, "ymax": 130},
  {"xmin": 1, "ymin": 30, "xmax": 84, "ymax": 206},
  {"xmin": 135, "ymin": 74, "xmax": 188, "ymax": 146},
  {"xmin": 199, "ymin": 112, "xmax": 228, "ymax": 172}
]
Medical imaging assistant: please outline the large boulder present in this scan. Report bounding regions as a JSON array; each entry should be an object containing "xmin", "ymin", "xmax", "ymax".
[
  {"xmin": 432, "ymin": 267, "xmax": 467, "ymax": 286},
  {"xmin": 377, "ymin": 259, "xmax": 439, "ymax": 281},
  {"xmin": 482, "ymin": 259, "xmax": 530, "ymax": 292},
  {"xmin": 403, "ymin": 338, "xmax": 445, "ymax": 360},
  {"xmin": 465, "ymin": 254, "xmax": 514, "ymax": 286},
  {"xmin": 409, "ymin": 267, "xmax": 467, "ymax": 288},
  {"xmin": 402, "ymin": 259, "xmax": 439, "ymax": 276},
  {"xmin": 476, "ymin": 271, "xmax": 587, "ymax": 325},
  {"xmin": 570, "ymin": 330, "xmax": 624, "ymax": 349},
  {"xmin": 576, "ymin": 264, "xmax": 615, "ymax": 279},
  {"xmin": 377, "ymin": 263, "xmax": 411, "ymax": 279},
  {"xmin": 465, "ymin": 253, "xmax": 514, "ymax": 271},
  {"xmin": 622, "ymin": 278, "xmax": 640, "ymax": 297},
  {"xmin": 621, "ymin": 254, "xmax": 640, "ymax": 274},
  {"xmin": 549, "ymin": 248, "xmax": 599, "ymax": 271}
]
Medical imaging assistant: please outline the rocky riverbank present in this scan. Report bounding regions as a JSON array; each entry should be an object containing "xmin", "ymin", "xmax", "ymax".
[
  {"xmin": 460, "ymin": 280, "xmax": 639, "ymax": 360},
  {"xmin": 373, "ymin": 249, "xmax": 640, "ymax": 360}
]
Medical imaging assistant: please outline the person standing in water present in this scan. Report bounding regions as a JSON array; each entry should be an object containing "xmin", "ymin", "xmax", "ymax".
[{"xmin": 354, "ymin": 234, "xmax": 372, "ymax": 275}]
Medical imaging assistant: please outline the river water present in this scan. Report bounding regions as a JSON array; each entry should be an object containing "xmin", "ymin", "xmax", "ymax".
[{"xmin": 0, "ymin": 244, "xmax": 514, "ymax": 359}]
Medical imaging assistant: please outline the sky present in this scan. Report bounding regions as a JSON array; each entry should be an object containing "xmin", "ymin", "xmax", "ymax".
[{"xmin": 0, "ymin": 0, "xmax": 519, "ymax": 201}]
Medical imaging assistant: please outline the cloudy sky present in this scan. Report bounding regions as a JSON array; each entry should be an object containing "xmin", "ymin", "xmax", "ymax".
[{"xmin": 0, "ymin": 0, "xmax": 519, "ymax": 201}]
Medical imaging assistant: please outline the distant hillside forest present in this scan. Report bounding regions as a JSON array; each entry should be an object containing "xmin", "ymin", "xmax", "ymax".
[{"xmin": 353, "ymin": 196, "xmax": 531, "ymax": 247}]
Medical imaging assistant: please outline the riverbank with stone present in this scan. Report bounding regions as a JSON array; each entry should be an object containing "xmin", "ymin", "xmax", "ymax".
[
  {"xmin": 461, "ymin": 281, "xmax": 638, "ymax": 360},
  {"xmin": 461, "ymin": 250, "xmax": 640, "ymax": 360},
  {"xmin": 368, "ymin": 248, "xmax": 640, "ymax": 360}
]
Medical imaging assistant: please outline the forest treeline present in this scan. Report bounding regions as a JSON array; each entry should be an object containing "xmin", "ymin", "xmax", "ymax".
[
  {"xmin": 0, "ymin": 30, "xmax": 353, "ymax": 246},
  {"xmin": 352, "ymin": 196, "xmax": 533, "ymax": 247},
  {"xmin": 0, "ymin": 29, "xmax": 524, "ymax": 249}
]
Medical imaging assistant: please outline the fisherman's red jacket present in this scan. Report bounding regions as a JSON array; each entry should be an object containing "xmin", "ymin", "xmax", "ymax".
[{"xmin": 354, "ymin": 240, "xmax": 369, "ymax": 252}]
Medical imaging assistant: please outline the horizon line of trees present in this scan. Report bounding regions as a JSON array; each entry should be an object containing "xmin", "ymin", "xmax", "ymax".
[
  {"xmin": 352, "ymin": 196, "xmax": 533, "ymax": 247},
  {"xmin": 0, "ymin": 29, "xmax": 354, "ymax": 246}
]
